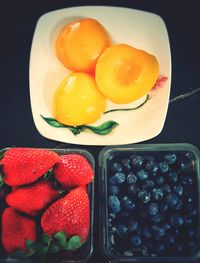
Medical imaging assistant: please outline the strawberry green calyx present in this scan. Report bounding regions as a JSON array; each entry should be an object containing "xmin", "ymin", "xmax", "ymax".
[
  {"xmin": 0, "ymin": 149, "xmax": 6, "ymax": 160},
  {"xmin": 0, "ymin": 172, "xmax": 4, "ymax": 188},
  {"xmin": 54, "ymin": 231, "xmax": 68, "ymax": 250},
  {"xmin": 67, "ymin": 235, "xmax": 82, "ymax": 250},
  {"xmin": 54, "ymin": 231, "xmax": 82, "ymax": 251}
]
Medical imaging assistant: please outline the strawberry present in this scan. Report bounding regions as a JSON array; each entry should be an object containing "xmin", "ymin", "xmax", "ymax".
[
  {"xmin": 41, "ymin": 186, "xmax": 90, "ymax": 242},
  {"xmin": 53, "ymin": 154, "xmax": 94, "ymax": 188},
  {"xmin": 0, "ymin": 148, "xmax": 59, "ymax": 186},
  {"xmin": 2, "ymin": 207, "xmax": 36, "ymax": 253},
  {"xmin": 6, "ymin": 180, "xmax": 60, "ymax": 216}
]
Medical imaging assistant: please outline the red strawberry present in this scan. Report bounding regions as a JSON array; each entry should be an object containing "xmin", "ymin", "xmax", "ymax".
[
  {"xmin": 2, "ymin": 207, "xmax": 36, "ymax": 253},
  {"xmin": 6, "ymin": 180, "xmax": 60, "ymax": 216},
  {"xmin": 53, "ymin": 154, "xmax": 94, "ymax": 188},
  {"xmin": 41, "ymin": 186, "xmax": 90, "ymax": 242},
  {"xmin": 0, "ymin": 148, "xmax": 59, "ymax": 186}
]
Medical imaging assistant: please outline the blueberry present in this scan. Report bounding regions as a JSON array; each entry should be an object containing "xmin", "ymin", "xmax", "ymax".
[
  {"xmin": 140, "ymin": 210, "xmax": 149, "ymax": 220},
  {"xmin": 131, "ymin": 236, "xmax": 142, "ymax": 247},
  {"xmin": 170, "ymin": 214, "xmax": 184, "ymax": 226},
  {"xmin": 148, "ymin": 203, "xmax": 158, "ymax": 216},
  {"xmin": 137, "ymin": 169, "xmax": 148, "ymax": 180},
  {"xmin": 165, "ymin": 193, "xmax": 178, "ymax": 207},
  {"xmin": 141, "ymin": 227, "xmax": 151, "ymax": 239},
  {"xmin": 116, "ymin": 224, "xmax": 128, "ymax": 236},
  {"xmin": 159, "ymin": 162, "xmax": 169, "ymax": 173},
  {"xmin": 186, "ymin": 228, "xmax": 195, "ymax": 238},
  {"xmin": 138, "ymin": 190, "xmax": 151, "ymax": 203},
  {"xmin": 121, "ymin": 196, "xmax": 135, "ymax": 210},
  {"xmin": 173, "ymin": 184, "xmax": 183, "ymax": 196},
  {"xmin": 151, "ymin": 225, "xmax": 166, "ymax": 238},
  {"xmin": 128, "ymin": 184, "xmax": 139, "ymax": 196},
  {"xmin": 168, "ymin": 171, "xmax": 178, "ymax": 183},
  {"xmin": 159, "ymin": 202, "xmax": 168, "ymax": 213},
  {"xmin": 155, "ymin": 243, "xmax": 166, "ymax": 255},
  {"xmin": 151, "ymin": 164, "xmax": 159, "ymax": 176},
  {"xmin": 163, "ymin": 233, "xmax": 176, "ymax": 246},
  {"xmin": 121, "ymin": 159, "xmax": 131, "ymax": 171},
  {"xmin": 109, "ymin": 213, "xmax": 116, "ymax": 220},
  {"xmin": 164, "ymin": 153, "xmax": 177, "ymax": 164},
  {"xmin": 185, "ymin": 195, "xmax": 193, "ymax": 203},
  {"xmin": 109, "ymin": 176, "xmax": 117, "ymax": 185},
  {"xmin": 144, "ymin": 157, "xmax": 156, "ymax": 171},
  {"xmin": 114, "ymin": 172, "xmax": 125, "ymax": 184},
  {"xmin": 141, "ymin": 244, "xmax": 149, "ymax": 256},
  {"xmin": 162, "ymin": 222, "xmax": 171, "ymax": 231},
  {"xmin": 151, "ymin": 213, "xmax": 163, "ymax": 223},
  {"xmin": 126, "ymin": 172, "xmax": 137, "ymax": 184},
  {"xmin": 161, "ymin": 184, "xmax": 171, "ymax": 194},
  {"xmin": 142, "ymin": 180, "xmax": 155, "ymax": 190},
  {"xmin": 181, "ymin": 175, "xmax": 193, "ymax": 185},
  {"xmin": 108, "ymin": 195, "xmax": 121, "ymax": 213},
  {"xmin": 152, "ymin": 188, "xmax": 164, "ymax": 201},
  {"xmin": 127, "ymin": 219, "xmax": 139, "ymax": 232},
  {"xmin": 109, "ymin": 185, "xmax": 119, "ymax": 195},
  {"xmin": 111, "ymin": 162, "xmax": 123, "ymax": 172},
  {"xmin": 131, "ymin": 154, "xmax": 144, "ymax": 168},
  {"xmin": 174, "ymin": 243, "xmax": 183, "ymax": 254},
  {"xmin": 183, "ymin": 215, "xmax": 193, "ymax": 225},
  {"xmin": 173, "ymin": 199, "xmax": 183, "ymax": 210},
  {"xmin": 120, "ymin": 210, "xmax": 129, "ymax": 219},
  {"xmin": 155, "ymin": 176, "xmax": 165, "ymax": 185},
  {"xmin": 180, "ymin": 159, "xmax": 194, "ymax": 173}
]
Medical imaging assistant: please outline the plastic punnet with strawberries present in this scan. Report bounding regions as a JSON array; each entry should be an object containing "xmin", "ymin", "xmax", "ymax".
[{"xmin": 0, "ymin": 147, "xmax": 94, "ymax": 262}]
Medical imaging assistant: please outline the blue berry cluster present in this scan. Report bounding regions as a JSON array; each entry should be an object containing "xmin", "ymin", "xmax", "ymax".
[{"xmin": 107, "ymin": 151, "xmax": 199, "ymax": 257}]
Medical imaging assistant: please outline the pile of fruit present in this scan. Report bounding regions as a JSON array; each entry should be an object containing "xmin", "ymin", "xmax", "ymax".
[
  {"xmin": 0, "ymin": 148, "xmax": 94, "ymax": 261},
  {"xmin": 107, "ymin": 150, "xmax": 199, "ymax": 257},
  {"xmin": 52, "ymin": 17, "xmax": 160, "ymax": 127}
]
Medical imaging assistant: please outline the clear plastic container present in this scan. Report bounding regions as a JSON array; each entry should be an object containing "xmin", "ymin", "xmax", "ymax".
[
  {"xmin": 0, "ymin": 148, "xmax": 94, "ymax": 263},
  {"xmin": 99, "ymin": 143, "xmax": 200, "ymax": 263}
]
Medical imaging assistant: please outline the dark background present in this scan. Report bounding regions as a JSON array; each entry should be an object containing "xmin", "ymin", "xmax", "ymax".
[{"xmin": 0, "ymin": 1, "xmax": 200, "ymax": 262}]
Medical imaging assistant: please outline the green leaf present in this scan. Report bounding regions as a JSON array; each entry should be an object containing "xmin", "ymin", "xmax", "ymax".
[
  {"xmin": 41, "ymin": 234, "xmax": 51, "ymax": 246},
  {"xmin": 26, "ymin": 239, "xmax": 34, "ymax": 248},
  {"xmin": 41, "ymin": 115, "xmax": 118, "ymax": 135},
  {"xmin": 84, "ymin": 121, "xmax": 119, "ymax": 135},
  {"xmin": 48, "ymin": 244, "xmax": 60, "ymax": 254},
  {"xmin": 54, "ymin": 231, "xmax": 68, "ymax": 250},
  {"xmin": 68, "ymin": 127, "xmax": 82, "ymax": 135},
  {"xmin": 66, "ymin": 235, "xmax": 82, "ymax": 251},
  {"xmin": 25, "ymin": 240, "xmax": 42, "ymax": 256},
  {"xmin": 41, "ymin": 115, "xmax": 82, "ymax": 135},
  {"xmin": 41, "ymin": 115, "xmax": 66, "ymax": 128}
]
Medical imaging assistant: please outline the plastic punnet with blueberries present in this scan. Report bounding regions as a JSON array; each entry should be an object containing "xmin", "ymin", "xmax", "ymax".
[{"xmin": 101, "ymin": 145, "xmax": 200, "ymax": 260}]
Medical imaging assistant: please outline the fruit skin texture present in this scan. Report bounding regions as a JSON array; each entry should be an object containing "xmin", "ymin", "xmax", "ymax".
[
  {"xmin": 2, "ymin": 207, "xmax": 36, "ymax": 253},
  {"xmin": 95, "ymin": 43, "xmax": 159, "ymax": 104},
  {"xmin": 0, "ymin": 148, "xmax": 59, "ymax": 186},
  {"xmin": 6, "ymin": 180, "xmax": 60, "ymax": 216},
  {"xmin": 55, "ymin": 18, "xmax": 110, "ymax": 73},
  {"xmin": 41, "ymin": 186, "xmax": 90, "ymax": 242},
  {"xmin": 53, "ymin": 72, "xmax": 106, "ymax": 126},
  {"xmin": 53, "ymin": 154, "xmax": 94, "ymax": 188}
]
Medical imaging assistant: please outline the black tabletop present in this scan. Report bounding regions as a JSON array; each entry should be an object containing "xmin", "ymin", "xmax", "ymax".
[{"xmin": 0, "ymin": 1, "xmax": 200, "ymax": 262}]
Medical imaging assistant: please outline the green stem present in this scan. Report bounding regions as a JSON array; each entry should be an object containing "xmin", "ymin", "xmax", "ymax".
[{"xmin": 104, "ymin": 95, "xmax": 149, "ymax": 114}]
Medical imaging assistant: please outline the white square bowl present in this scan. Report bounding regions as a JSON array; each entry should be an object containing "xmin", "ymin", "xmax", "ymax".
[{"xmin": 29, "ymin": 6, "xmax": 171, "ymax": 145}]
